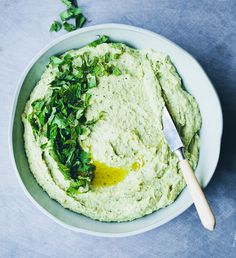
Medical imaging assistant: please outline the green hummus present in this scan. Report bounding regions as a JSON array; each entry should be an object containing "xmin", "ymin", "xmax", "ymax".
[{"xmin": 22, "ymin": 40, "xmax": 201, "ymax": 222}]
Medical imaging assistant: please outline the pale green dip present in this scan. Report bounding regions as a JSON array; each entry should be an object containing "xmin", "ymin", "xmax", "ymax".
[{"xmin": 22, "ymin": 43, "xmax": 201, "ymax": 222}]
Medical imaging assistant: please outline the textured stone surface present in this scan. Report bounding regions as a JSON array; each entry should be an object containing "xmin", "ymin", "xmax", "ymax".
[{"xmin": 0, "ymin": 0, "xmax": 235, "ymax": 257}]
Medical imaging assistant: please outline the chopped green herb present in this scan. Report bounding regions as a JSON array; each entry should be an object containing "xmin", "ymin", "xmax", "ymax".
[
  {"xmin": 60, "ymin": 7, "xmax": 82, "ymax": 22},
  {"xmin": 72, "ymin": 7, "xmax": 83, "ymax": 16},
  {"xmin": 50, "ymin": 56, "xmax": 63, "ymax": 66},
  {"xmin": 75, "ymin": 13, "xmax": 86, "ymax": 29},
  {"xmin": 50, "ymin": 1, "xmax": 87, "ymax": 32},
  {"xmin": 60, "ymin": 8, "xmax": 74, "ymax": 22},
  {"xmin": 28, "ymin": 42, "xmax": 113, "ymax": 193},
  {"xmin": 67, "ymin": 176, "xmax": 92, "ymax": 195},
  {"xmin": 87, "ymin": 74, "xmax": 97, "ymax": 88},
  {"xmin": 112, "ymin": 66, "xmax": 122, "ymax": 76},
  {"xmin": 86, "ymin": 111, "xmax": 106, "ymax": 126},
  {"xmin": 84, "ymin": 93, "xmax": 92, "ymax": 107},
  {"xmin": 111, "ymin": 43, "xmax": 126, "ymax": 54},
  {"xmin": 89, "ymin": 35, "xmax": 109, "ymax": 47},
  {"xmin": 113, "ymin": 53, "xmax": 120, "ymax": 59},
  {"xmin": 93, "ymin": 64, "xmax": 104, "ymax": 77},
  {"xmin": 49, "ymin": 21, "xmax": 62, "ymax": 32},
  {"xmin": 63, "ymin": 22, "xmax": 76, "ymax": 32},
  {"xmin": 61, "ymin": 0, "xmax": 72, "ymax": 8},
  {"xmin": 105, "ymin": 52, "xmax": 111, "ymax": 63},
  {"xmin": 40, "ymin": 143, "xmax": 48, "ymax": 150}
]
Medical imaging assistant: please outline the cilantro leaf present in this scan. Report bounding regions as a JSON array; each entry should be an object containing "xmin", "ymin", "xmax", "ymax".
[
  {"xmin": 50, "ymin": 56, "xmax": 63, "ymax": 66},
  {"xmin": 60, "ymin": 7, "xmax": 82, "ymax": 22},
  {"xmin": 50, "ymin": 21, "xmax": 62, "ymax": 32},
  {"xmin": 84, "ymin": 93, "xmax": 92, "ymax": 107},
  {"xmin": 75, "ymin": 13, "xmax": 86, "ymax": 28},
  {"xmin": 63, "ymin": 22, "xmax": 76, "ymax": 32},
  {"xmin": 113, "ymin": 53, "xmax": 121, "ymax": 59},
  {"xmin": 40, "ymin": 143, "xmax": 48, "ymax": 150},
  {"xmin": 67, "ymin": 177, "xmax": 91, "ymax": 195},
  {"xmin": 112, "ymin": 66, "xmax": 122, "ymax": 76},
  {"xmin": 60, "ymin": 9, "xmax": 73, "ymax": 22},
  {"xmin": 72, "ymin": 7, "xmax": 83, "ymax": 16},
  {"xmin": 86, "ymin": 111, "xmax": 106, "ymax": 126},
  {"xmin": 61, "ymin": 0, "xmax": 72, "ymax": 7},
  {"xmin": 89, "ymin": 35, "xmax": 109, "ymax": 47},
  {"xmin": 105, "ymin": 52, "xmax": 111, "ymax": 63},
  {"xmin": 87, "ymin": 74, "xmax": 97, "ymax": 88}
]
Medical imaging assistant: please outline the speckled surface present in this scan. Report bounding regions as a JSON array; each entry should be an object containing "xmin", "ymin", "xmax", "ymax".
[{"xmin": 0, "ymin": 0, "xmax": 235, "ymax": 257}]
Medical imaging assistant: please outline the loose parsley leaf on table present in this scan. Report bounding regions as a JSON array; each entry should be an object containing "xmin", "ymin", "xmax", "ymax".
[
  {"xmin": 50, "ymin": 0, "xmax": 86, "ymax": 33},
  {"xmin": 63, "ymin": 22, "xmax": 76, "ymax": 32},
  {"xmin": 50, "ymin": 21, "xmax": 62, "ymax": 32},
  {"xmin": 60, "ymin": 7, "xmax": 82, "ymax": 22},
  {"xmin": 75, "ymin": 13, "xmax": 86, "ymax": 29},
  {"xmin": 61, "ymin": 0, "xmax": 73, "ymax": 8}
]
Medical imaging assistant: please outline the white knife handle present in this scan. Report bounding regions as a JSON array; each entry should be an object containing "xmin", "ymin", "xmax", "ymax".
[{"xmin": 179, "ymin": 159, "xmax": 216, "ymax": 231}]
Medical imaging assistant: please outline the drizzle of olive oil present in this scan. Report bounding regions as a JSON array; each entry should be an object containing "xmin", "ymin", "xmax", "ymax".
[
  {"xmin": 92, "ymin": 161, "xmax": 127, "ymax": 187},
  {"xmin": 131, "ymin": 159, "xmax": 143, "ymax": 171},
  {"xmin": 132, "ymin": 162, "xmax": 141, "ymax": 171}
]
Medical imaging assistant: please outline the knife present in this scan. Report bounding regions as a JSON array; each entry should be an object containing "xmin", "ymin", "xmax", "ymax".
[{"xmin": 162, "ymin": 106, "xmax": 216, "ymax": 231}]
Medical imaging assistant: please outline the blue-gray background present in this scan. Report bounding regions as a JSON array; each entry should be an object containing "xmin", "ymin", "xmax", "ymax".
[{"xmin": 0, "ymin": 0, "xmax": 235, "ymax": 257}]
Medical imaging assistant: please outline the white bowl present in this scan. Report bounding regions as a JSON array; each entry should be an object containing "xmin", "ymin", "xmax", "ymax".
[{"xmin": 10, "ymin": 24, "xmax": 223, "ymax": 237}]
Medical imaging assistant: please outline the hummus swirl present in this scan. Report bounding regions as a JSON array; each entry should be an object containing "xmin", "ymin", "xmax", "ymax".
[{"xmin": 22, "ymin": 42, "xmax": 201, "ymax": 222}]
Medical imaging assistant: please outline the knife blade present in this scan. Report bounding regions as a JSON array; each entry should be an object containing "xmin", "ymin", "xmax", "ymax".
[{"xmin": 162, "ymin": 106, "xmax": 183, "ymax": 152}]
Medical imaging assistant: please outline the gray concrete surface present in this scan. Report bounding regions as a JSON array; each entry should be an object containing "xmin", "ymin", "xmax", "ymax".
[{"xmin": 0, "ymin": 0, "xmax": 235, "ymax": 257}]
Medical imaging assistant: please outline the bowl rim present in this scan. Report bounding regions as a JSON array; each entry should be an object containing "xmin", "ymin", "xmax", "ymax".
[{"xmin": 9, "ymin": 23, "xmax": 223, "ymax": 237}]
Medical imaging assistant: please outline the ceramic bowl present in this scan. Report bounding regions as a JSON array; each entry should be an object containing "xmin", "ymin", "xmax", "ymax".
[{"xmin": 10, "ymin": 24, "xmax": 223, "ymax": 237}]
